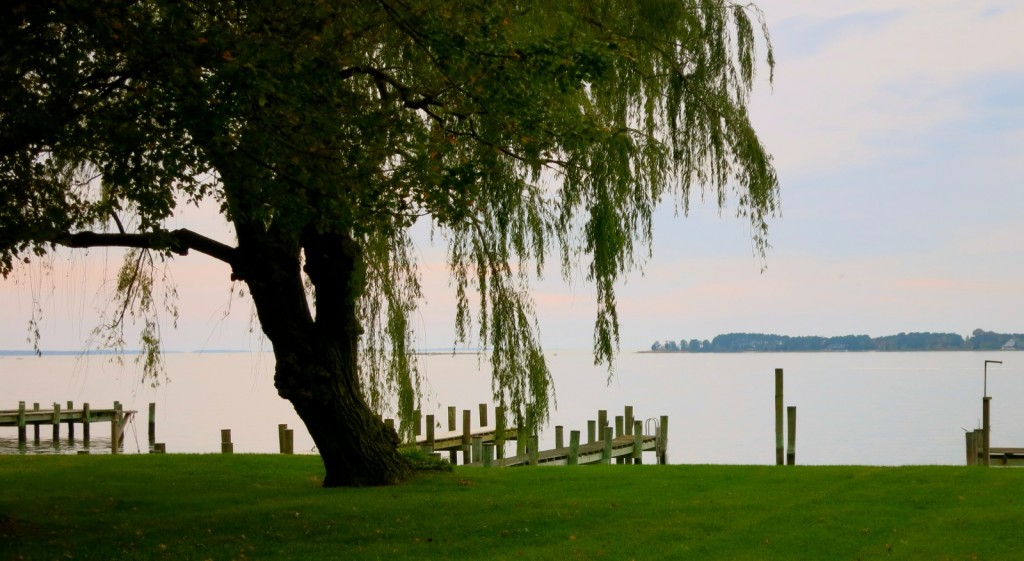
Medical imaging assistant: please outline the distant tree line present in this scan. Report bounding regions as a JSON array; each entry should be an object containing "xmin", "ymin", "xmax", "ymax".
[{"xmin": 649, "ymin": 329, "xmax": 1023, "ymax": 352}]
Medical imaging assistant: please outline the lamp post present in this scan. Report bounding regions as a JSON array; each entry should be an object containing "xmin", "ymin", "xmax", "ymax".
[
  {"xmin": 982, "ymin": 360, "xmax": 1002, "ymax": 467},
  {"xmin": 984, "ymin": 360, "xmax": 1002, "ymax": 398}
]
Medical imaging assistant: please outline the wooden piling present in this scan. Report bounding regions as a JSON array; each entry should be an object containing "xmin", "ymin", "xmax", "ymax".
[
  {"xmin": 278, "ymin": 424, "xmax": 288, "ymax": 453},
  {"xmin": 786, "ymin": 406, "xmax": 797, "ymax": 465},
  {"xmin": 82, "ymin": 402, "xmax": 91, "ymax": 444},
  {"xmin": 529, "ymin": 434, "xmax": 539, "ymax": 466},
  {"xmin": 633, "ymin": 420, "xmax": 644, "ymax": 463},
  {"xmin": 479, "ymin": 403, "xmax": 488, "ymax": 427},
  {"xmin": 555, "ymin": 425, "xmax": 564, "ymax": 450},
  {"xmin": 413, "ymin": 409, "xmax": 421, "ymax": 438},
  {"xmin": 52, "ymin": 402, "xmax": 61, "ymax": 441},
  {"xmin": 283, "ymin": 429, "xmax": 294, "ymax": 454},
  {"xmin": 447, "ymin": 406, "xmax": 456, "ymax": 432},
  {"xmin": 587, "ymin": 420, "xmax": 596, "ymax": 444},
  {"xmin": 148, "ymin": 402, "xmax": 156, "ymax": 443},
  {"xmin": 17, "ymin": 401, "xmax": 26, "ymax": 445},
  {"xmin": 983, "ymin": 397, "xmax": 992, "ymax": 467},
  {"xmin": 66, "ymin": 401, "xmax": 75, "ymax": 441},
  {"xmin": 568, "ymin": 430, "xmax": 580, "ymax": 465},
  {"xmin": 601, "ymin": 427, "xmax": 613, "ymax": 464},
  {"xmin": 775, "ymin": 368, "xmax": 784, "ymax": 465},
  {"xmin": 221, "ymin": 429, "xmax": 233, "ymax": 454},
  {"xmin": 624, "ymin": 405, "xmax": 634, "ymax": 436},
  {"xmin": 597, "ymin": 409, "xmax": 608, "ymax": 437},
  {"xmin": 472, "ymin": 435, "xmax": 483, "ymax": 463},
  {"xmin": 462, "ymin": 409, "xmax": 472, "ymax": 464},
  {"xmin": 495, "ymin": 406, "xmax": 506, "ymax": 459},
  {"xmin": 966, "ymin": 430, "xmax": 978, "ymax": 465},
  {"xmin": 425, "ymin": 414, "xmax": 435, "ymax": 451},
  {"xmin": 483, "ymin": 442, "xmax": 494, "ymax": 467},
  {"xmin": 153, "ymin": 443, "xmax": 166, "ymax": 454},
  {"xmin": 658, "ymin": 415, "xmax": 669, "ymax": 465},
  {"xmin": 615, "ymin": 416, "xmax": 625, "ymax": 463},
  {"xmin": 973, "ymin": 429, "xmax": 984, "ymax": 465},
  {"xmin": 110, "ymin": 404, "xmax": 121, "ymax": 455},
  {"xmin": 33, "ymin": 403, "xmax": 40, "ymax": 444}
]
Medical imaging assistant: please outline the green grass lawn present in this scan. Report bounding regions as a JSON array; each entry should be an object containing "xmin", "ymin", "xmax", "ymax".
[{"xmin": 1, "ymin": 455, "xmax": 1021, "ymax": 560}]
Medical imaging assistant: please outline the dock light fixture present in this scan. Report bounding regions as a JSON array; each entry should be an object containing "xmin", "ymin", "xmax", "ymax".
[{"xmin": 984, "ymin": 360, "xmax": 1003, "ymax": 398}]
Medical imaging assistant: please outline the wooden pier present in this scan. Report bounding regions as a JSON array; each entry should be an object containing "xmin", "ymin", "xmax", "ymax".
[
  {"xmin": 468, "ymin": 431, "xmax": 663, "ymax": 467},
  {"xmin": 407, "ymin": 404, "xmax": 667, "ymax": 467},
  {"xmin": 0, "ymin": 401, "xmax": 135, "ymax": 451}
]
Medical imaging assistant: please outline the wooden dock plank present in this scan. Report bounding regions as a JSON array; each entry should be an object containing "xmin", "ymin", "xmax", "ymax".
[
  {"xmin": 0, "ymin": 408, "xmax": 131, "ymax": 426},
  {"xmin": 467, "ymin": 434, "xmax": 658, "ymax": 467},
  {"xmin": 415, "ymin": 427, "xmax": 519, "ymax": 451}
]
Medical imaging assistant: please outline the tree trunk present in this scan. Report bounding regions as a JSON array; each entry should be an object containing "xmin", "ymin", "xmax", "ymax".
[
  {"xmin": 273, "ymin": 341, "xmax": 409, "ymax": 487},
  {"xmin": 237, "ymin": 224, "xmax": 409, "ymax": 487}
]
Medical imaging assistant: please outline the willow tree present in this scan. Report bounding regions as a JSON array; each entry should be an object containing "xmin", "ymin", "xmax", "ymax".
[{"xmin": 0, "ymin": 0, "xmax": 777, "ymax": 486}]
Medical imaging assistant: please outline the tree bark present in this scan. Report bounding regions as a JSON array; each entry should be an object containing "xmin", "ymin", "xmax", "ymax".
[{"xmin": 238, "ymin": 224, "xmax": 409, "ymax": 487}]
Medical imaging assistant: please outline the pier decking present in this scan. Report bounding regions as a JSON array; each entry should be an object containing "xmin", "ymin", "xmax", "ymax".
[
  {"xmin": 0, "ymin": 401, "xmax": 134, "ymax": 450},
  {"xmin": 468, "ymin": 432, "xmax": 662, "ymax": 467},
  {"xmin": 405, "ymin": 404, "xmax": 667, "ymax": 467}
]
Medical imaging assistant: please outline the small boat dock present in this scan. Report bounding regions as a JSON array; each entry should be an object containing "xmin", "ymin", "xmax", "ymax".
[
  {"xmin": 0, "ymin": 401, "xmax": 135, "ymax": 452},
  {"xmin": 404, "ymin": 404, "xmax": 667, "ymax": 467}
]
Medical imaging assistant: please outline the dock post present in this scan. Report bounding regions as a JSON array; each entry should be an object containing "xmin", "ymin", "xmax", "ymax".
[
  {"xmin": 555, "ymin": 425, "xmax": 564, "ymax": 449},
  {"xmin": 515, "ymin": 409, "xmax": 527, "ymax": 458},
  {"xmin": 33, "ymin": 403, "xmax": 40, "ymax": 444},
  {"xmin": 479, "ymin": 403, "xmax": 488, "ymax": 427},
  {"xmin": 529, "ymin": 434, "xmax": 539, "ymax": 466},
  {"xmin": 587, "ymin": 420, "xmax": 596, "ymax": 444},
  {"xmin": 461, "ymin": 409, "xmax": 472, "ymax": 464},
  {"xmin": 658, "ymin": 415, "xmax": 669, "ymax": 465},
  {"xmin": 148, "ymin": 402, "xmax": 156, "ymax": 443},
  {"xmin": 66, "ymin": 401, "xmax": 75, "ymax": 441},
  {"xmin": 495, "ymin": 406, "xmax": 506, "ymax": 459},
  {"xmin": 413, "ymin": 409, "xmax": 421, "ymax": 440},
  {"xmin": 973, "ymin": 429, "xmax": 984, "ymax": 465},
  {"xmin": 153, "ymin": 443, "xmax": 166, "ymax": 453},
  {"xmin": 965, "ymin": 430, "xmax": 978, "ymax": 465},
  {"xmin": 221, "ymin": 429, "xmax": 234, "ymax": 454},
  {"xmin": 425, "ymin": 414, "xmax": 435, "ymax": 451},
  {"xmin": 614, "ymin": 416, "xmax": 625, "ymax": 463},
  {"xmin": 110, "ymin": 404, "xmax": 120, "ymax": 455},
  {"xmin": 17, "ymin": 401, "xmax": 26, "ymax": 445},
  {"xmin": 983, "ymin": 397, "xmax": 992, "ymax": 467},
  {"xmin": 52, "ymin": 402, "xmax": 61, "ymax": 442},
  {"xmin": 602, "ymin": 427, "xmax": 613, "ymax": 464},
  {"xmin": 569, "ymin": 430, "xmax": 580, "ymax": 465},
  {"xmin": 284, "ymin": 429, "xmax": 294, "ymax": 454},
  {"xmin": 633, "ymin": 420, "xmax": 644, "ymax": 464},
  {"xmin": 447, "ymin": 406, "xmax": 456, "ymax": 432},
  {"xmin": 624, "ymin": 406, "xmax": 634, "ymax": 436},
  {"xmin": 775, "ymin": 368, "xmax": 784, "ymax": 465},
  {"xmin": 597, "ymin": 410, "xmax": 608, "ymax": 438},
  {"xmin": 483, "ymin": 442, "xmax": 494, "ymax": 467},
  {"xmin": 786, "ymin": 406, "xmax": 797, "ymax": 465},
  {"xmin": 472, "ymin": 435, "xmax": 483, "ymax": 463},
  {"xmin": 278, "ymin": 424, "xmax": 288, "ymax": 453},
  {"xmin": 82, "ymin": 403, "xmax": 91, "ymax": 444}
]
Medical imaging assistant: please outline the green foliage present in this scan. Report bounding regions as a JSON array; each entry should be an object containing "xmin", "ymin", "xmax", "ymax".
[
  {"xmin": 1, "ymin": 0, "xmax": 777, "ymax": 438},
  {"xmin": 399, "ymin": 446, "xmax": 453, "ymax": 472}
]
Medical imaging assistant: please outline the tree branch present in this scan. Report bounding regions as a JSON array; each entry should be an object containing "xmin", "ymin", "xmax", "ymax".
[{"xmin": 56, "ymin": 228, "xmax": 238, "ymax": 268}]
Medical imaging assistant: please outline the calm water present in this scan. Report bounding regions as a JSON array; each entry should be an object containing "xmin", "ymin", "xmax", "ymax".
[{"xmin": 1, "ymin": 350, "xmax": 1020, "ymax": 465}]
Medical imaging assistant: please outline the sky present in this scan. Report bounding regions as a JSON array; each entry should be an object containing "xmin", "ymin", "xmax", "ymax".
[{"xmin": 2, "ymin": 0, "xmax": 1022, "ymax": 353}]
